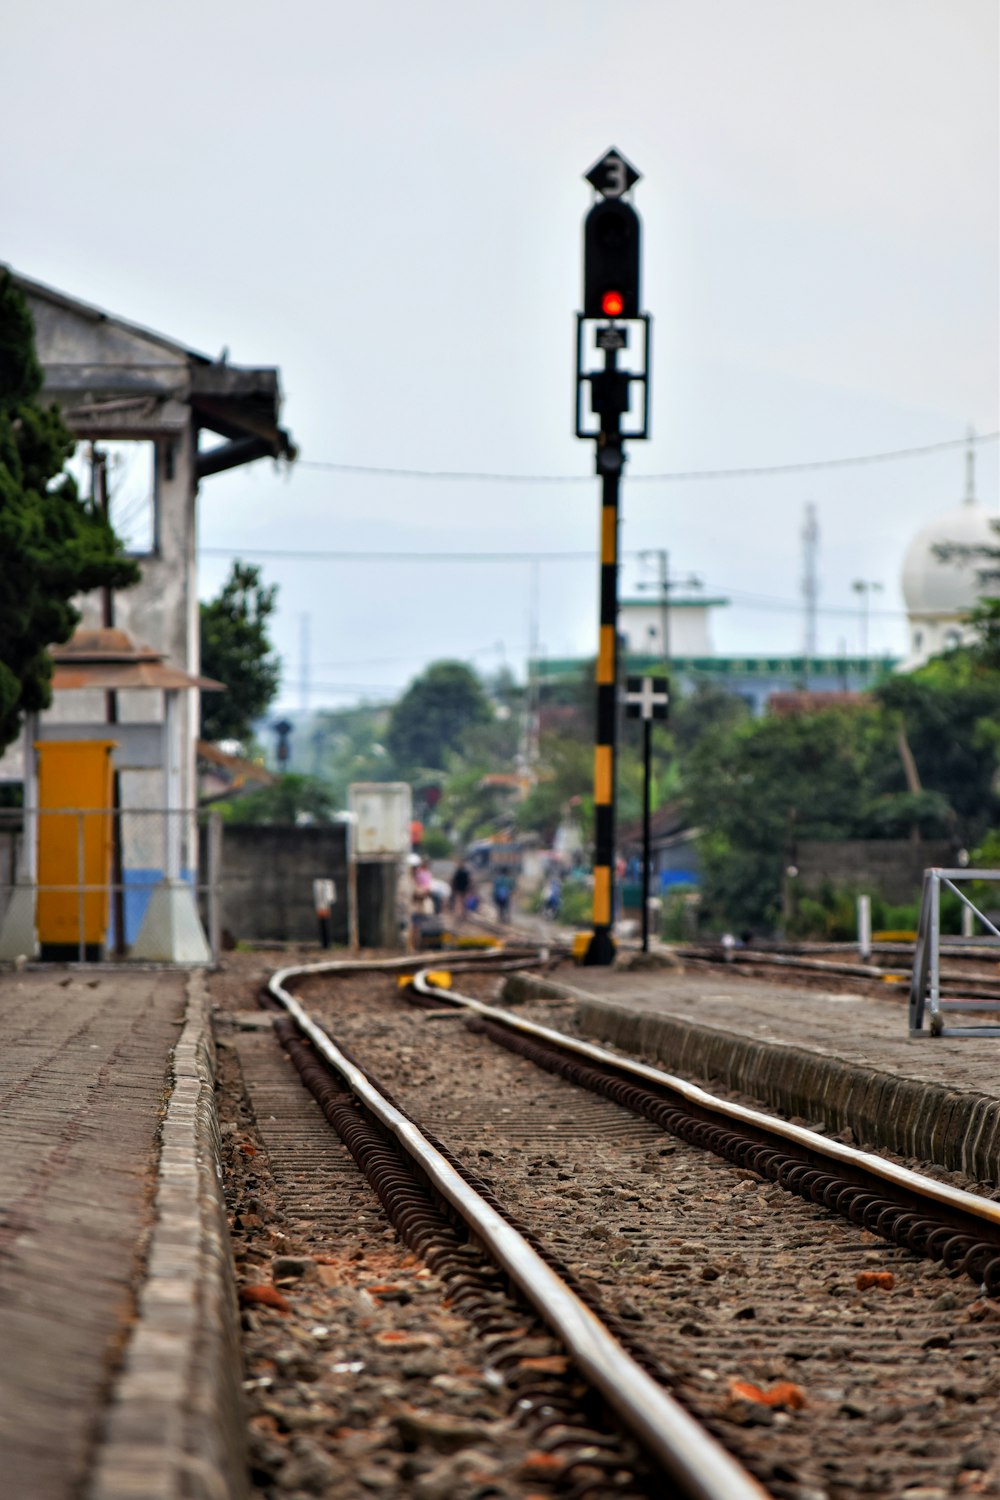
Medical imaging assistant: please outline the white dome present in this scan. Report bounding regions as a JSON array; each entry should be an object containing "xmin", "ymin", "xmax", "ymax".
[{"xmin": 901, "ymin": 500, "xmax": 997, "ymax": 615}]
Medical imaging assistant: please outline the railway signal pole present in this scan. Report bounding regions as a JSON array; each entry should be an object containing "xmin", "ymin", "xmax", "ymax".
[{"xmin": 575, "ymin": 149, "xmax": 651, "ymax": 966}]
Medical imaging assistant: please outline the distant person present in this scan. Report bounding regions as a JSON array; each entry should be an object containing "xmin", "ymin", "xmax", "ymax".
[
  {"xmin": 493, "ymin": 874, "xmax": 511, "ymax": 924},
  {"xmin": 413, "ymin": 859, "xmax": 434, "ymax": 912},
  {"xmin": 543, "ymin": 875, "xmax": 562, "ymax": 920},
  {"xmin": 450, "ymin": 859, "xmax": 471, "ymax": 918},
  {"xmin": 410, "ymin": 856, "xmax": 434, "ymax": 948}
]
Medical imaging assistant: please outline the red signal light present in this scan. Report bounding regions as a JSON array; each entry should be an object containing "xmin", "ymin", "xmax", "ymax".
[{"xmin": 601, "ymin": 290, "xmax": 624, "ymax": 317}]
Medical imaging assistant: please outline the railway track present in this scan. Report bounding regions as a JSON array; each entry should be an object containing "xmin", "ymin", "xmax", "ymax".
[
  {"xmin": 674, "ymin": 940, "xmax": 1000, "ymax": 1000},
  {"xmin": 215, "ymin": 951, "xmax": 1000, "ymax": 1499},
  {"xmin": 469, "ymin": 900, "xmax": 1000, "ymax": 1002}
]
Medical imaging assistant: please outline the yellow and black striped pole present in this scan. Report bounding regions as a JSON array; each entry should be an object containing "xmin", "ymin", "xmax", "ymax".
[{"xmin": 585, "ymin": 432, "xmax": 623, "ymax": 964}]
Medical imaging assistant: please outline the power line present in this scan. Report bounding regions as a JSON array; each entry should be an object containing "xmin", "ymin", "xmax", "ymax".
[
  {"xmin": 200, "ymin": 544, "xmax": 911, "ymax": 618},
  {"xmin": 719, "ymin": 587, "xmax": 908, "ymax": 620},
  {"xmin": 296, "ymin": 430, "xmax": 999, "ymax": 485},
  {"xmin": 200, "ymin": 548, "xmax": 596, "ymax": 562}
]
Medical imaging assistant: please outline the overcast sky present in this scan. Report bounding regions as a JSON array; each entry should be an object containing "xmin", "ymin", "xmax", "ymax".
[{"xmin": 5, "ymin": 0, "xmax": 998, "ymax": 709}]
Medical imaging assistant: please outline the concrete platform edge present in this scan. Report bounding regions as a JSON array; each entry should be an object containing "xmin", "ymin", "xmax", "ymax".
[
  {"xmin": 509, "ymin": 972, "xmax": 1000, "ymax": 1186},
  {"xmin": 87, "ymin": 972, "xmax": 248, "ymax": 1500}
]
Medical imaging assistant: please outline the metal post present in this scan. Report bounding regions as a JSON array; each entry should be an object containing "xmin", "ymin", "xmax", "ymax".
[
  {"xmin": 163, "ymin": 690, "xmax": 182, "ymax": 882},
  {"xmin": 929, "ymin": 872, "xmax": 941, "ymax": 1018},
  {"xmin": 77, "ymin": 812, "xmax": 86, "ymax": 963},
  {"xmin": 207, "ymin": 810, "xmax": 222, "ymax": 963},
  {"xmin": 22, "ymin": 715, "xmax": 37, "ymax": 883},
  {"xmin": 857, "ymin": 894, "xmax": 871, "ymax": 961},
  {"xmin": 346, "ymin": 815, "xmax": 359, "ymax": 952},
  {"xmin": 641, "ymin": 716, "xmax": 651, "ymax": 953}
]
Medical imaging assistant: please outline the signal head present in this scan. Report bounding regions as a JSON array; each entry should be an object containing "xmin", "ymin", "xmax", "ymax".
[{"xmin": 583, "ymin": 198, "xmax": 641, "ymax": 320}]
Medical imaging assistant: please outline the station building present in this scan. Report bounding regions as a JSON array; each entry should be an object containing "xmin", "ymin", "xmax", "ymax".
[{"xmin": 0, "ymin": 268, "xmax": 294, "ymax": 958}]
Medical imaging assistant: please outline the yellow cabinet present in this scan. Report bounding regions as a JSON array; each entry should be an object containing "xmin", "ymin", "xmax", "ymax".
[{"xmin": 35, "ymin": 740, "xmax": 116, "ymax": 950}]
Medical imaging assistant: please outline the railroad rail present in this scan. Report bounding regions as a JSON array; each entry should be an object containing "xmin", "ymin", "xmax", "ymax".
[
  {"xmin": 269, "ymin": 951, "xmax": 767, "ymax": 1500},
  {"xmin": 260, "ymin": 949, "xmax": 1000, "ymax": 1497}
]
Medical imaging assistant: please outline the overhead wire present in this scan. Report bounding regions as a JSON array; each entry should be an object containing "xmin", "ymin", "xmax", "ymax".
[{"xmin": 295, "ymin": 430, "xmax": 999, "ymax": 485}]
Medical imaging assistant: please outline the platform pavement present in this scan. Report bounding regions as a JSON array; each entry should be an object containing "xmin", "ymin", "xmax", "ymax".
[
  {"xmin": 508, "ymin": 963, "xmax": 1000, "ymax": 1187},
  {"xmin": 0, "ymin": 966, "xmax": 245, "ymax": 1500}
]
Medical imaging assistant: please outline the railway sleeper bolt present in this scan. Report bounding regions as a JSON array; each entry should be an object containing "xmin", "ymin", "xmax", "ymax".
[
  {"xmin": 831, "ymin": 1184, "xmax": 866, "ymax": 1214},
  {"xmin": 540, "ymin": 1428, "xmax": 625, "ymax": 1454},
  {"xmin": 821, "ymin": 1179, "xmax": 849, "ymax": 1210},
  {"xmin": 955, "ymin": 1242, "xmax": 997, "ymax": 1281},
  {"xmin": 905, "ymin": 1216, "xmax": 945, "ymax": 1253},
  {"xmin": 806, "ymin": 1172, "xmax": 838, "ymax": 1205},
  {"xmin": 980, "ymin": 1255, "xmax": 1000, "ymax": 1295},
  {"xmin": 776, "ymin": 1159, "xmax": 806, "ymax": 1190},
  {"xmin": 845, "ymin": 1193, "xmax": 879, "ymax": 1227},
  {"xmin": 868, "ymin": 1204, "xmax": 909, "ymax": 1241},
  {"xmin": 940, "ymin": 1233, "xmax": 977, "ymax": 1271},
  {"xmin": 924, "ymin": 1224, "xmax": 962, "ymax": 1260}
]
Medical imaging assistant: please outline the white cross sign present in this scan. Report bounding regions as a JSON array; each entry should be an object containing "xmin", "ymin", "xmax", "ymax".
[{"xmin": 625, "ymin": 675, "xmax": 669, "ymax": 720}]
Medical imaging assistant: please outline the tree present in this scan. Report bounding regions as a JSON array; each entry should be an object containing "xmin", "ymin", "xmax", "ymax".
[
  {"xmin": 385, "ymin": 661, "xmax": 491, "ymax": 772},
  {"xmin": 221, "ymin": 773, "xmax": 334, "ymax": 825},
  {"xmin": 873, "ymin": 664, "xmax": 1000, "ymax": 845},
  {"xmin": 310, "ymin": 702, "xmax": 394, "ymax": 805},
  {"xmin": 516, "ymin": 733, "xmax": 594, "ymax": 845},
  {"xmin": 0, "ymin": 272, "xmax": 140, "ymax": 750},
  {"xmin": 684, "ymin": 706, "xmax": 883, "ymax": 930},
  {"xmin": 199, "ymin": 561, "xmax": 281, "ymax": 743}
]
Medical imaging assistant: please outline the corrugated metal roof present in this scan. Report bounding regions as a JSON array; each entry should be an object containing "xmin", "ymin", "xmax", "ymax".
[{"xmin": 50, "ymin": 627, "xmax": 223, "ymax": 693}]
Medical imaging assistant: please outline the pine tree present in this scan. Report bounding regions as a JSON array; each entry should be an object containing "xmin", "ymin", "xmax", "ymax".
[
  {"xmin": 199, "ymin": 561, "xmax": 281, "ymax": 743},
  {"xmin": 0, "ymin": 272, "xmax": 140, "ymax": 750}
]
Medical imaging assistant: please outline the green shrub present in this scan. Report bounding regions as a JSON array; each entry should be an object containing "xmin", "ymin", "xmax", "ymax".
[
  {"xmin": 560, "ymin": 883, "xmax": 592, "ymax": 925},
  {"xmin": 787, "ymin": 883, "xmax": 964, "ymax": 940},
  {"xmin": 419, "ymin": 827, "xmax": 452, "ymax": 858},
  {"xmin": 658, "ymin": 885, "xmax": 700, "ymax": 941}
]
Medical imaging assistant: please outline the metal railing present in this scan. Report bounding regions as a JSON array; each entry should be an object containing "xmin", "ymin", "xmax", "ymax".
[
  {"xmin": 909, "ymin": 867, "xmax": 1000, "ymax": 1036},
  {"xmin": 0, "ymin": 806, "xmax": 220, "ymax": 965}
]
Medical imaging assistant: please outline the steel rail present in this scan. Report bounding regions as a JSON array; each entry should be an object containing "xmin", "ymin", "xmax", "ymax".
[
  {"xmin": 676, "ymin": 944, "xmax": 1000, "ymax": 997},
  {"xmin": 406, "ymin": 967, "xmax": 1000, "ymax": 1233},
  {"xmin": 268, "ymin": 957, "xmax": 769, "ymax": 1500}
]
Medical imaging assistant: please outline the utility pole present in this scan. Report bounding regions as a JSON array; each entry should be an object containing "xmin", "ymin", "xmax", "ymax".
[
  {"xmin": 638, "ymin": 548, "xmax": 671, "ymax": 668},
  {"xmin": 524, "ymin": 560, "xmax": 541, "ymax": 778},
  {"xmin": 300, "ymin": 613, "xmax": 311, "ymax": 715},
  {"xmin": 802, "ymin": 503, "xmax": 819, "ymax": 679},
  {"xmin": 575, "ymin": 149, "xmax": 651, "ymax": 966}
]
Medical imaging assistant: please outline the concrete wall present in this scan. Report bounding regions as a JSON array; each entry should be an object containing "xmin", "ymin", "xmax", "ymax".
[
  {"xmin": 796, "ymin": 839, "xmax": 957, "ymax": 905},
  {"xmin": 212, "ymin": 825, "xmax": 350, "ymax": 944}
]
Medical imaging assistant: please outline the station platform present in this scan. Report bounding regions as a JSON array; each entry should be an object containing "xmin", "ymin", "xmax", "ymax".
[
  {"xmin": 0, "ymin": 967, "xmax": 244, "ymax": 1500},
  {"xmin": 512, "ymin": 963, "xmax": 1000, "ymax": 1187}
]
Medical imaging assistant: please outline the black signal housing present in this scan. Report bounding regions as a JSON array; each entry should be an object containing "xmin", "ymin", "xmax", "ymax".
[{"xmin": 583, "ymin": 198, "xmax": 641, "ymax": 319}]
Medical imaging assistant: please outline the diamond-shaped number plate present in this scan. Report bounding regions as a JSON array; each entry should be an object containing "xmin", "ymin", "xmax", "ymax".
[{"xmin": 585, "ymin": 148, "xmax": 641, "ymax": 199}]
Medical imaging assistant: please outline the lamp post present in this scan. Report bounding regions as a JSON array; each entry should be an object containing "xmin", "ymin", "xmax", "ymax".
[{"xmin": 851, "ymin": 579, "xmax": 883, "ymax": 676}]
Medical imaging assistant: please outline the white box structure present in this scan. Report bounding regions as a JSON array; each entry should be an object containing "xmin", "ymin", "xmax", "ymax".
[{"xmin": 348, "ymin": 783, "xmax": 413, "ymax": 860}]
